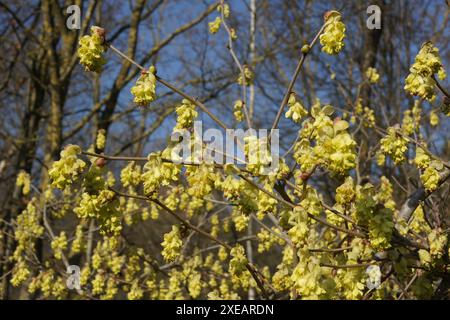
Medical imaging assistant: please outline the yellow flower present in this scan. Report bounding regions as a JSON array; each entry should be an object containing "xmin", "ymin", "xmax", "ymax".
[
  {"xmin": 365, "ymin": 67, "xmax": 380, "ymax": 84},
  {"xmin": 130, "ymin": 66, "xmax": 157, "ymax": 106},
  {"xmin": 237, "ymin": 65, "xmax": 254, "ymax": 86},
  {"xmin": 380, "ymin": 127, "xmax": 408, "ymax": 164},
  {"xmin": 320, "ymin": 11, "xmax": 346, "ymax": 55},
  {"xmin": 285, "ymin": 93, "xmax": 308, "ymax": 123},
  {"xmin": 49, "ymin": 145, "xmax": 86, "ymax": 190},
  {"xmin": 175, "ymin": 99, "xmax": 197, "ymax": 129},
  {"xmin": 161, "ymin": 225, "xmax": 182, "ymax": 262},
  {"xmin": 217, "ymin": 3, "xmax": 230, "ymax": 18},
  {"xmin": 208, "ymin": 17, "xmax": 221, "ymax": 34},
  {"xmin": 233, "ymin": 100, "xmax": 244, "ymax": 122},
  {"xmin": 430, "ymin": 110, "xmax": 439, "ymax": 127},
  {"xmin": 77, "ymin": 26, "xmax": 107, "ymax": 73},
  {"xmin": 51, "ymin": 231, "xmax": 68, "ymax": 260},
  {"xmin": 420, "ymin": 164, "xmax": 440, "ymax": 192},
  {"xmin": 96, "ymin": 129, "xmax": 106, "ymax": 150},
  {"xmin": 16, "ymin": 171, "xmax": 31, "ymax": 195},
  {"xmin": 335, "ymin": 176, "xmax": 355, "ymax": 205},
  {"xmin": 404, "ymin": 42, "xmax": 446, "ymax": 101}
]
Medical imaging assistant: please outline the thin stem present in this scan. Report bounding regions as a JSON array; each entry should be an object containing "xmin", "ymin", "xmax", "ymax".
[
  {"xmin": 433, "ymin": 75, "xmax": 450, "ymax": 98},
  {"xmin": 270, "ymin": 23, "xmax": 327, "ymax": 132},
  {"xmin": 219, "ymin": 0, "xmax": 252, "ymax": 129}
]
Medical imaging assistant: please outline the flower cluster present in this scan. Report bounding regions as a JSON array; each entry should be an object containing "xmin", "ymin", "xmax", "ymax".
[
  {"xmin": 320, "ymin": 11, "xmax": 346, "ymax": 55},
  {"xmin": 380, "ymin": 127, "xmax": 408, "ymax": 164},
  {"xmin": 237, "ymin": 65, "xmax": 254, "ymax": 86},
  {"xmin": 217, "ymin": 3, "xmax": 230, "ymax": 18},
  {"xmin": 96, "ymin": 129, "xmax": 106, "ymax": 150},
  {"xmin": 77, "ymin": 26, "xmax": 107, "ymax": 73},
  {"xmin": 420, "ymin": 162, "xmax": 442, "ymax": 192},
  {"xmin": 414, "ymin": 146, "xmax": 443, "ymax": 192},
  {"xmin": 142, "ymin": 151, "xmax": 180, "ymax": 197},
  {"xmin": 295, "ymin": 103, "xmax": 356, "ymax": 175},
  {"xmin": 49, "ymin": 145, "xmax": 86, "ymax": 190},
  {"xmin": 74, "ymin": 190, "xmax": 122, "ymax": 234},
  {"xmin": 365, "ymin": 67, "xmax": 380, "ymax": 84},
  {"xmin": 175, "ymin": 99, "xmax": 197, "ymax": 129},
  {"xmin": 285, "ymin": 92, "xmax": 308, "ymax": 123},
  {"xmin": 244, "ymin": 135, "xmax": 273, "ymax": 176},
  {"xmin": 335, "ymin": 176, "xmax": 355, "ymax": 205},
  {"xmin": 233, "ymin": 100, "xmax": 244, "ymax": 122},
  {"xmin": 404, "ymin": 42, "xmax": 446, "ymax": 101},
  {"xmin": 71, "ymin": 225, "xmax": 85, "ymax": 254},
  {"xmin": 130, "ymin": 67, "xmax": 157, "ymax": 106},
  {"xmin": 120, "ymin": 161, "xmax": 142, "ymax": 187},
  {"xmin": 428, "ymin": 229, "xmax": 447, "ymax": 259},
  {"xmin": 354, "ymin": 184, "xmax": 394, "ymax": 250},
  {"xmin": 229, "ymin": 245, "xmax": 248, "ymax": 278},
  {"xmin": 16, "ymin": 170, "xmax": 31, "ymax": 195},
  {"xmin": 51, "ymin": 232, "xmax": 68, "ymax": 260},
  {"xmin": 161, "ymin": 225, "xmax": 182, "ymax": 262},
  {"xmin": 208, "ymin": 17, "xmax": 222, "ymax": 34}
]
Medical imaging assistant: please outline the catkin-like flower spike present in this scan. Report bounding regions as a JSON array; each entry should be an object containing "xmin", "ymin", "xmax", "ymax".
[
  {"xmin": 208, "ymin": 16, "xmax": 222, "ymax": 34},
  {"xmin": 161, "ymin": 225, "xmax": 182, "ymax": 262},
  {"xmin": 217, "ymin": 3, "xmax": 230, "ymax": 18},
  {"xmin": 233, "ymin": 100, "xmax": 244, "ymax": 122},
  {"xmin": 285, "ymin": 92, "xmax": 308, "ymax": 123},
  {"xmin": 77, "ymin": 26, "xmax": 107, "ymax": 73},
  {"xmin": 175, "ymin": 99, "xmax": 197, "ymax": 129},
  {"xmin": 404, "ymin": 41, "xmax": 446, "ymax": 101},
  {"xmin": 16, "ymin": 171, "xmax": 31, "ymax": 195},
  {"xmin": 130, "ymin": 66, "xmax": 157, "ymax": 107},
  {"xmin": 380, "ymin": 126, "xmax": 408, "ymax": 164},
  {"xmin": 237, "ymin": 65, "xmax": 254, "ymax": 86},
  {"xmin": 49, "ymin": 144, "xmax": 86, "ymax": 190},
  {"xmin": 320, "ymin": 11, "xmax": 346, "ymax": 55},
  {"xmin": 365, "ymin": 67, "xmax": 380, "ymax": 84}
]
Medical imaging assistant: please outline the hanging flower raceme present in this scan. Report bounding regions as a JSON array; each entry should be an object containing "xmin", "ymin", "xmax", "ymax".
[
  {"xmin": 49, "ymin": 145, "xmax": 87, "ymax": 190},
  {"xmin": 74, "ymin": 189, "xmax": 122, "ymax": 234},
  {"xmin": 320, "ymin": 11, "xmax": 346, "ymax": 55},
  {"xmin": 217, "ymin": 3, "xmax": 230, "ymax": 18},
  {"xmin": 161, "ymin": 225, "xmax": 183, "ymax": 262},
  {"xmin": 16, "ymin": 171, "xmax": 31, "ymax": 195},
  {"xmin": 379, "ymin": 126, "xmax": 408, "ymax": 165},
  {"xmin": 77, "ymin": 26, "xmax": 107, "ymax": 73},
  {"xmin": 208, "ymin": 17, "xmax": 222, "ymax": 34},
  {"xmin": 51, "ymin": 232, "xmax": 68, "ymax": 260},
  {"xmin": 237, "ymin": 65, "xmax": 254, "ymax": 86},
  {"xmin": 175, "ymin": 99, "xmax": 197, "ymax": 129},
  {"xmin": 420, "ymin": 164, "xmax": 441, "ymax": 192},
  {"xmin": 233, "ymin": 100, "xmax": 244, "ymax": 122},
  {"xmin": 404, "ymin": 41, "xmax": 447, "ymax": 101},
  {"xmin": 130, "ymin": 66, "xmax": 157, "ymax": 107},
  {"xmin": 142, "ymin": 151, "xmax": 180, "ymax": 197},
  {"xmin": 413, "ymin": 145, "xmax": 443, "ymax": 192},
  {"xmin": 294, "ymin": 102, "xmax": 356, "ymax": 175},
  {"xmin": 229, "ymin": 245, "xmax": 248, "ymax": 278},
  {"xmin": 335, "ymin": 176, "xmax": 355, "ymax": 205},
  {"xmin": 285, "ymin": 92, "xmax": 308, "ymax": 123},
  {"xmin": 365, "ymin": 67, "xmax": 380, "ymax": 84}
]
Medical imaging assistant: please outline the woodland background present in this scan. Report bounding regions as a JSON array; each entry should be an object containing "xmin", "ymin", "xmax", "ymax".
[{"xmin": 0, "ymin": 0, "xmax": 449, "ymax": 299}]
